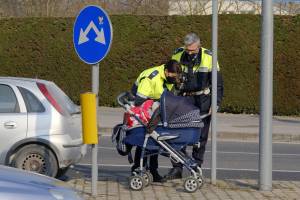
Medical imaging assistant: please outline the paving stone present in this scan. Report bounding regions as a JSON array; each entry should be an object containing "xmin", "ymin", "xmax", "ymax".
[
  {"xmin": 130, "ymin": 190, "xmax": 144, "ymax": 200},
  {"xmin": 271, "ymin": 188, "xmax": 288, "ymax": 199},
  {"xmin": 238, "ymin": 190, "xmax": 257, "ymax": 200},
  {"xmin": 225, "ymin": 189, "xmax": 245, "ymax": 200},
  {"xmin": 69, "ymin": 178, "xmax": 300, "ymax": 200}
]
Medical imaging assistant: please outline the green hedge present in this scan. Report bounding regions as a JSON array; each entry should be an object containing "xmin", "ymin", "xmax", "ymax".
[{"xmin": 0, "ymin": 15, "xmax": 299, "ymax": 115}]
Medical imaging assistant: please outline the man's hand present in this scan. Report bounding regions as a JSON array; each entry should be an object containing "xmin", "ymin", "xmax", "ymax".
[
  {"xmin": 208, "ymin": 107, "xmax": 212, "ymax": 115},
  {"xmin": 208, "ymin": 106, "xmax": 219, "ymax": 115}
]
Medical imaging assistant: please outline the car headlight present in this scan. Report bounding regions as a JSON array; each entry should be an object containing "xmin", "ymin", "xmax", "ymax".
[{"xmin": 49, "ymin": 188, "xmax": 82, "ymax": 200}]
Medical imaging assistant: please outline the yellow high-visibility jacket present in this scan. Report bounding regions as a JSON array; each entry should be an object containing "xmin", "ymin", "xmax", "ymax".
[{"xmin": 133, "ymin": 64, "xmax": 173, "ymax": 100}]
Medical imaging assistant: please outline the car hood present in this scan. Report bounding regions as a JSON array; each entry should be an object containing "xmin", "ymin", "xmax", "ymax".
[{"xmin": 0, "ymin": 165, "xmax": 75, "ymax": 200}]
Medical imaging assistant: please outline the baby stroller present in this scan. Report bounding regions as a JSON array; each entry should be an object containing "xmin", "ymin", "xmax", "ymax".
[{"xmin": 113, "ymin": 91, "xmax": 206, "ymax": 192}]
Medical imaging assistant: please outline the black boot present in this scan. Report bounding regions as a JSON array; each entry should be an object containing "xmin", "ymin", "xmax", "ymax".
[
  {"xmin": 164, "ymin": 167, "xmax": 182, "ymax": 180},
  {"xmin": 151, "ymin": 170, "xmax": 166, "ymax": 183}
]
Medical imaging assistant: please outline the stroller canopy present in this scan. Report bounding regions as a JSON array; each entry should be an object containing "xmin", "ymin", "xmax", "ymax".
[{"xmin": 160, "ymin": 91, "xmax": 203, "ymax": 128}]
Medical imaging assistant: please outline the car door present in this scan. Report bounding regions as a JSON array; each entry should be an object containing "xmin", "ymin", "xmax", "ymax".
[
  {"xmin": 17, "ymin": 86, "xmax": 50, "ymax": 137},
  {"xmin": 0, "ymin": 83, "xmax": 27, "ymax": 163}
]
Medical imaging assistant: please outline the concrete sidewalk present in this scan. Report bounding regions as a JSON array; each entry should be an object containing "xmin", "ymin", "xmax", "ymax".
[
  {"xmin": 98, "ymin": 107, "xmax": 300, "ymax": 143},
  {"xmin": 69, "ymin": 177, "xmax": 300, "ymax": 200}
]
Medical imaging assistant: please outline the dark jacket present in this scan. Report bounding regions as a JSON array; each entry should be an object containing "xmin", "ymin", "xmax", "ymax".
[{"xmin": 172, "ymin": 47, "xmax": 224, "ymax": 114}]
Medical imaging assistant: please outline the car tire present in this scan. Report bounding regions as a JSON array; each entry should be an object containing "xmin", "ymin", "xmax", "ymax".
[
  {"xmin": 11, "ymin": 144, "xmax": 58, "ymax": 177},
  {"xmin": 56, "ymin": 166, "xmax": 70, "ymax": 179}
]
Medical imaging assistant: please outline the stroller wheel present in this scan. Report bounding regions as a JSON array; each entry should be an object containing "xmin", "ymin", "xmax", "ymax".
[
  {"xmin": 129, "ymin": 175, "xmax": 145, "ymax": 191},
  {"xmin": 183, "ymin": 177, "xmax": 199, "ymax": 193},
  {"xmin": 195, "ymin": 174, "xmax": 204, "ymax": 188},
  {"xmin": 143, "ymin": 171, "xmax": 153, "ymax": 186}
]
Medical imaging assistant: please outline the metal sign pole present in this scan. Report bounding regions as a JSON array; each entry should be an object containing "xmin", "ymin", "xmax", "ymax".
[
  {"xmin": 259, "ymin": 0, "xmax": 273, "ymax": 191},
  {"xmin": 211, "ymin": 0, "xmax": 218, "ymax": 185},
  {"xmin": 73, "ymin": 5, "xmax": 112, "ymax": 197},
  {"xmin": 92, "ymin": 63, "xmax": 99, "ymax": 196}
]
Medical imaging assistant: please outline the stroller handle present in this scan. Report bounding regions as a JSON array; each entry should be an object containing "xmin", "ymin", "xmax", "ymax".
[
  {"xmin": 117, "ymin": 92, "xmax": 135, "ymax": 110},
  {"xmin": 117, "ymin": 92, "xmax": 148, "ymax": 126},
  {"xmin": 200, "ymin": 113, "xmax": 211, "ymax": 119},
  {"xmin": 117, "ymin": 92, "xmax": 128, "ymax": 107}
]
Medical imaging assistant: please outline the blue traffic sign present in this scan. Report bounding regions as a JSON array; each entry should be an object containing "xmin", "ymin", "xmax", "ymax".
[{"xmin": 73, "ymin": 5, "xmax": 113, "ymax": 64}]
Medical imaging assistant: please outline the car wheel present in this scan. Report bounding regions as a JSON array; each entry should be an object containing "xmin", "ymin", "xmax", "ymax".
[
  {"xmin": 11, "ymin": 144, "xmax": 58, "ymax": 177},
  {"xmin": 56, "ymin": 166, "xmax": 70, "ymax": 179}
]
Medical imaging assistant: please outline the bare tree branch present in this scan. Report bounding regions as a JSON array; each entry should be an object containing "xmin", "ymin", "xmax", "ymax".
[{"xmin": 0, "ymin": 0, "xmax": 299, "ymax": 17}]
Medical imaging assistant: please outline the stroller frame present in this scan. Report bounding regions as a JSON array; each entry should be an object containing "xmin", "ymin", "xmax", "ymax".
[{"xmin": 117, "ymin": 92, "xmax": 205, "ymax": 193}]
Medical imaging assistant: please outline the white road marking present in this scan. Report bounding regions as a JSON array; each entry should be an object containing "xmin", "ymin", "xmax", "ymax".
[
  {"xmin": 76, "ymin": 163, "xmax": 300, "ymax": 173},
  {"xmin": 96, "ymin": 146, "xmax": 300, "ymax": 157},
  {"xmin": 100, "ymin": 134, "xmax": 300, "ymax": 144}
]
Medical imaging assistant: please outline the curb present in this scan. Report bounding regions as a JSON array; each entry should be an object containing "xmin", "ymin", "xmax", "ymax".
[{"xmin": 98, "ymin": 127, "xmax": 300, "ymax": 143}]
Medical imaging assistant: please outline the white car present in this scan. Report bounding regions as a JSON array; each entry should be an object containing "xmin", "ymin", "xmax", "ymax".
[
  {"xmin": 0, "ymin": 77, "xmax": 86, "ymax": 177},
  {"xmin": 0, "ymin": 165, "xmax": 82, "ymax": 200}
]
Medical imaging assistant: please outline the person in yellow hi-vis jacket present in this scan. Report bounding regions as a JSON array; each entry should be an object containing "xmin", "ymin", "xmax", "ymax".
[
  {"xmin": 164, "ymin": 33, "xmax": 224, "ymax": 180},
  {"xmin": 131, "ymin": 60, "xmax": 182, "ymax": 182},
  {"xmin": 131, "ymin": 60, "xmax": 182, "ymax": 106}
]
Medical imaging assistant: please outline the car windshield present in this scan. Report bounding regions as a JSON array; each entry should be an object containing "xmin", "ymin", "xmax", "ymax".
[{"xmin": 46, "ymin": 83, "xmax": 80, "ymax": 115}]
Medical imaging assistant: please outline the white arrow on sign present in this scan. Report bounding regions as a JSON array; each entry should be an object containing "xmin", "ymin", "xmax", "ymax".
[{"xmin": 78, "ymin": 21, "xmax": 106, "ymax": 45}]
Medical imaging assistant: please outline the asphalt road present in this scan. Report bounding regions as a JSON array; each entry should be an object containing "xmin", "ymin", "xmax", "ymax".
[{"xmin": 71, "ymin": 136, "xmax": 300, "ymax": 181}]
